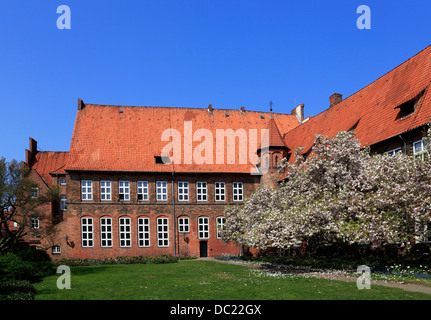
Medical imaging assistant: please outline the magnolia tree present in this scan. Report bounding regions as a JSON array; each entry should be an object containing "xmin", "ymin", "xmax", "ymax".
[{"xmin": 223, "ymin": 127, "xmax": 431, "ymax": 251}]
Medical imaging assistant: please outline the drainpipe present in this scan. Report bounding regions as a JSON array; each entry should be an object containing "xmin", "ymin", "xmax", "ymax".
[
  {"xmin": 398, "ymin": 134, "xmax": 407, "ymax": 154},
  {"xmin": 172, "ymin": 172, "xmax": 176, "ymax": 257},
  {"xmin": 398, "ymin": 134, "xmax": 409, "ymax": 251}
]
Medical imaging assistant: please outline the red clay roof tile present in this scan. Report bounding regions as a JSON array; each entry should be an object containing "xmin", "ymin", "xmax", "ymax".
[
  {"xmin": 282, "ymin": 44, "xmax": 431, "ymax": 165},
  {"xmin": 66, "ymin": 106, "xmax": 300, "ymax": 173},
  {"xmin": 31, "ymin": 152, "xmax": 69, "ymax": 186}
]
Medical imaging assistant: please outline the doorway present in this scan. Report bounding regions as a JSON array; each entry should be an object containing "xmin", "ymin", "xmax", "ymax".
[{"xmin": 199, "ymin": 241, "xmax": 208, "ymax": 258}]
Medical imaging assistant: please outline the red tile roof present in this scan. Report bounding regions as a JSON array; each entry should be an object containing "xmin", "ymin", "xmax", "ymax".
[
  {"xmin": 31, "ymin": 152, "xmax": 69, "ymax": 186},
  {"xmin": 282, "ymin": 44, "xmax": 431, "ymax": 166},
  {"xmin": 267, "ymin": 116, "xmax": 288, "ymax": 148},
  {"xmin": 66, "ymin": 105, "xmax": 300, "ymax": 173}
]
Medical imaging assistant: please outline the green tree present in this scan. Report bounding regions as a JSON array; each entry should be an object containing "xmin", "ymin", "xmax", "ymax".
[{"xmin": 0, "ymin": 157, "xmax": 58, "ymax": 253}]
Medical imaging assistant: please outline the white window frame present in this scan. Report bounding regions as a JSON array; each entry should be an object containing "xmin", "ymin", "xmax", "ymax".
[
  {"xmin": 81, "ymin": 217, "xmax": 94, "ymax": 247},
  {"xmin": 215, "ymin": 182, "xmax": 225, "ymax": 202},
  {"xmin": 157, "ymin": 217, "xmax": 169, "ymax": 247},
  {"xmin": 100, "ymin": 217, "xmax": 113, "ymax": 248},
  {"xmin": 216, "ymin": 216, "xmax": 226, "ymax": 239},
  {"xmin": 196, "ymin": 182, "xmax": 207, "ymax": 201},
  {"xmin": 60, "ymin": 194, "xmax": 67, "ymax": 211},
  {"xmin": 119, "ymin": 181, "xmax": 130, "ymax": 201},
  {"xmin": 119, "ymin": 217, "xmax": 131, "ymax": 247},
  {"xmin": 30, "ymin": 217, "xmax": 39, "ymax": 230},
  {"xmin": 81, "ymin": 180, "xmax": 93, "ymax": 201},
  {"xmin": 156, "ymin": 181, "xmax": 168, "ymax": 201},
  {"xmin": 138, "ymin": 217, "xmax": 150, "ymax": 247},
  {"xmin": 30, "ymin": 187, "xmax": 39, "ymax": 199},
  {"xmin": 100, "ymin": 180, "xmax": 112, "ymax": 201},
  {"xmin": 198, "ymin": 216, "xmax": 209, "ymax": 239},
  {"xmin": 233, "ymin": 182, "xmax": 243, "ymax": 201},
  {"xmin": 52, "ymin": 246, "xmax": 61, "ymax": 255},
  {"xmin": 415, "ymin": 219, "xmax": 431, "ymax": 243},
  {"xmin": 178, "ymin": 181, "xmax": 189, "ymax": 201},
  {"xmin": 385, "ymin": 147, "xmax": 402, "ymax": 156},
  {"xmin": 137, "ymin": 181, "xmax": 149, "ymax": 201},
  {"xmin": 178, "ymin": 217, "xmax": 189, "ymax": 233},
  {"xmin": 413, "ymin": 139, "xmax": 426, "ymax": 160}
]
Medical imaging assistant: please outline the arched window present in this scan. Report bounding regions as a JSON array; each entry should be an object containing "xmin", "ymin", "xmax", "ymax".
[{"xmin": 198, "ymin": 216, "xmax": 209, "ymax": 239}]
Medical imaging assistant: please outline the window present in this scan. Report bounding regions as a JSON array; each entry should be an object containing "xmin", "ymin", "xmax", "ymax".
[
  {"xmin": 157, "ymin": 218, "xmax": 169, "ymax": 247},
  {"xmin": 138, "ymin": 217, "xmax": 150, "ymax": 247},
  {"xmin": 385, "ymin": 147, "xmax": 402, "ymax": 156},
  {"xmin": 426, "ymin": 222, "xmax": 431, "ymax": 243},
  {"xmin": 60, "ymin": 178, "xmax": 66, "ymax": 186},
  {"xmin": 137, "ymin": 181, "xmax": 149, "ymax": 201},
  {"xmin": 81, "ymin": 180, "xmax": 93, "ymax": 200},
  {"xmin": 100, "ymin": 181, "xmax": 111, "ymax": 201},
  {"xmin": 154, "ymin": 156, "xmax": 170, "ymax": 164},
  {"xmin": 119, "ymin": 217, "xmax": 131, "ymax": 247},
  {"xmin": 216, "ymin": 217, "xmax": 226, "ymax": 239},
  {"xmin": 178, "ymin": 181, "xmax": 189, "ymax": 201},
  {"xmin": 198, "ymin": 217, "xmax": 209, "ymax": 239},
  {"xmin": 156, "ymin": 181, "xmax": 168, "ymax": 201},
  {"xmin": 178, "ymin": 217, "xmax": 189, "ymax": 233},
  {"xmin": 81, "ymin": 218, "xmax": 93, "ymax": 247},
  {"xmin": 100, "ymin": 218, "xmax": 112, "ymax": 247},
  {"xmin": 60, "ymin": 195, "xmax": 67, "ymax": 211},
  {"xmin": 30, "ymin": 217, "xmax": 39, "ymax": 230},
  {"xmin": 52, "ymin": 246, "xmax": 61, "ymax": 255},
  {"xmin": 415, "ymin": 219, "xmax": 431, "ymax": 243},
  {"xmin": 119, "ymin": 181, "xmax": 130, "ymax": 201},
  {"xmin": 397, "ymin": 100, "xmax": 416, "ymax": 118},
  {"xmin": 196, "ymin": 182, "xmax": 207, "ymax": 201},
  {"xmin": 395, "ymin": 91, "xmax": 424, "ymax": 119},
  {"xmin": 30, "ymin": 187, "xmax": 39, "ymax": 199},
  {"xmin": 233, "ymin": 182, "xmax": 243, "ymax": 201},
  {"xmin": 215, "ymin": 182, "xmax": 225, "ymax": 201},
  {"xmin": 413, "ymin": 140, "xmax": 427, "ymax": 160}
]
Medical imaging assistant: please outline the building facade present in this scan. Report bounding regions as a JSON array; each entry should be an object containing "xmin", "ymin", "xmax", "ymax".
[{"xmin": 23, "ymin": 44, "xmax": 431, "ymax": 259}]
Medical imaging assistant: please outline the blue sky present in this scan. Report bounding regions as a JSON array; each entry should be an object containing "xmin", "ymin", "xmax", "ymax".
[{"xmin": 1, "ymin": 0, "xmax": 431, "ymax": 162}]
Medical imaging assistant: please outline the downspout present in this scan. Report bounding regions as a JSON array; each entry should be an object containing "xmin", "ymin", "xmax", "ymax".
[
  {"xmin": 398, "ymin": 134, "xmax": 407, "ymax": 154},
  {"xmin": 172, "ymin": 172, "xmax": 176, "ymax": 257},
  {"xmin": 398, "ymin": 134, "xmax": 409, "ymax": 251}
]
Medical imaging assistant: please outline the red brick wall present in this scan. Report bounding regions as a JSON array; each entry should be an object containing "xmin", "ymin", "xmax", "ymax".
[{"xmin": 58, "ymin": 172, "xmax": 260, "ymax": 259}]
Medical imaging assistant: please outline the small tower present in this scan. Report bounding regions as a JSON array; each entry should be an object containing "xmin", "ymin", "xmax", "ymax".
[{"xmin": 257, "ymin": 103, "xmax": 289, "ymax": 188}]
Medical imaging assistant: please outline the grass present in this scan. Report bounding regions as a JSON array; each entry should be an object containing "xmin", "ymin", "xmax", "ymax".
[{"xmin": 34, "ymin": 260, "xmax": 431, "ymax": 300}]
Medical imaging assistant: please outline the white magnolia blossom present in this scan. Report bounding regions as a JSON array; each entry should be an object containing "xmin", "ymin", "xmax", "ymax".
[{"xmin": 223, "ymin": 126, "xmax": 431, "ymax": 250}]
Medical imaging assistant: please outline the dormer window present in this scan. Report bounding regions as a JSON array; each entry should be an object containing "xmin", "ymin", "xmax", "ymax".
[
  {"xmin": 154, "ymin": 155, "xmax": 170, "ymax": 164},
  {"xmin": 395, "ymin": 90, "xmax": 424, "ymax": 119}
]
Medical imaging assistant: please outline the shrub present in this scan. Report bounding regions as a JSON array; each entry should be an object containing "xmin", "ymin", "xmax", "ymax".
[
  {"xmin": 54, "ymin": 255, "xmax": 178, "ymax": 266},
  {"xmin": 0, "ymin": 253, "xmax": 29, "ymax": 281},
  {"xmin": 0, "ymin": 279, "xmax": 36, "ymax": 300}
]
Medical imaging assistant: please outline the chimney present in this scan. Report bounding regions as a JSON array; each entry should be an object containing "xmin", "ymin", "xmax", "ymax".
[
  {"xmin": 29, "ymin": 137, "xmax": 37, "ymax": 155},
  {"xmin": 26, "ymin": 137, "xmax": 38, "ymax": 166},
  {"xmin": 290, "ymin": 103, "xmax": 304, "ymax": 123},
  {"xmin": 329, "ymin": 93, "xmax": 342, "ymax": 107},
  {"xmin": 240, "ymin": 106, "xmax": 245, "ymax": 114},
  {"xmin": 208, "ymin": 104, "xmax": 213, "ymax": 113},
  {"xmin": 78, "ymin": 98, "xmax": 85, "ymax": 111}
]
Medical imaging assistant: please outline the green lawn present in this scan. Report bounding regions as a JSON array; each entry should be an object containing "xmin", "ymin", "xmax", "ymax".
[{"xmin": 34, "ymin": 260, "xmax": 431, "ymax": 300}]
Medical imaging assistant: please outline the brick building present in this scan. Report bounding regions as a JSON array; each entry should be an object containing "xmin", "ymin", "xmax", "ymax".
[{"xmin": 23, "ymin": 44, "xmax": 431, "ymax": 259}]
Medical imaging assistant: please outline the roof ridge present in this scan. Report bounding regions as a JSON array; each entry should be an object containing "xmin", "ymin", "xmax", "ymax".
[{"xmin": 82, "ymin": 103, "xmax": 295, "ymax": 115}]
